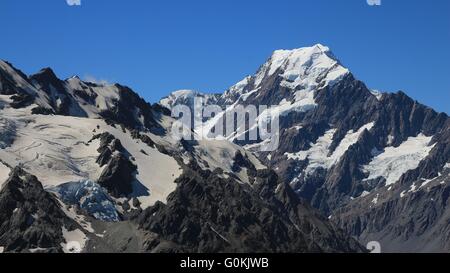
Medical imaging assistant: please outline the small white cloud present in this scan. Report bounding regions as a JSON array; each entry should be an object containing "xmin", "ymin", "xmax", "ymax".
[
  {"xmin": 84, "ymin": 75, "xmax": 111, "ymax": 86},
  {"xmin": 66, "ymin": 0, "xmax": 81, "ymax": 6},
  {"xmin": 367, "ymin": 0, "xmax": 381, "ymax": 6}
]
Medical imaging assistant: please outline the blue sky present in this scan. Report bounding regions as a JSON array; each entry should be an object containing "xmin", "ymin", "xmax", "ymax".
[{"xmin": 1, "ymin": 0, "xmax": 449, "ymax": 113}]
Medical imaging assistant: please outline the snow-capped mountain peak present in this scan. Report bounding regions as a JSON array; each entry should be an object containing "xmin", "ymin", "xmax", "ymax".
[
  {"xmin": 160, "ymin": 89, "xmax": 203, "ymax": 109},
  {"xmin": 161, "ymin": 44, "xmax": 351, "ymax": 110},
  {"xmin": 160, "ymin": 89, "xmax": 220, "ymax": 110},
  {"xmin": 253, "ymin": 44, "xmax": 349, "ymax": 90}
]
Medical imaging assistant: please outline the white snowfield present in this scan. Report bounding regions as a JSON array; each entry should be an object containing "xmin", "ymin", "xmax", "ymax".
[
  {"xmin": 0, "ymin": 103, "xmax": 182, "ymax": 209},
  {"xmin": 370, "ymin": 90, "xmax": 384, "ymax": 101},
  {"xmin": 57, "ymin": 199, "xmax": 95, "ymax": 233},
  {"xmin": 160, "ymin": 89, "xmax": 193, "ymax": 109},
  {"xmin": 104, "ymin": 119, "xmax": 183, "ymax": 208},
  {"xmin": 363, "ymin": 134, "xmax": 435, "ymax": 186},
  {"xmin": 60, "ymin": 227, "xmax": 87, "ymax": 253},
  {"xmin": 0, "ymin": 113, "xmax": 103, "ymax": 186},
  {"xmin": 160, "ymin": 116, "xmax": 267, "ymax": 185},
  {"xmin": 0, "ymin": 161, "xmax": 10, "ymax": 188},
  {"xmin": 160, "ymin": 89, "xmax": 218, "ymax": 110},
  {"xmin": 223, "ymin": 76, "xmax": 252, "ymax": 102},
  {"xmin": 286, "ymin": 122, "xmax": 375, "ymax": 176},
  {"xmin": 192, "ymin": 139, "xmax": 266, "ymax": 184}
]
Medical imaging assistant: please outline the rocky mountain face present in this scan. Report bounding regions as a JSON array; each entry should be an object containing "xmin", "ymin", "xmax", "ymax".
[
  {"xmin": 0, "ymin": 61, "xmax": 161, "ymax": 132},
  {"xmin": 334, "ymin": 165, "xmax": 450, "ymax": 252},
  {"xmin": 1, "ymin": 43, "xmax": 449, "ymax": 253},
  {"xmin": 136, "ymin": 163, "xmax": 364, "ymax": 253},
  {"xmin": 0, "ymin": 57, "xmax": 364, "ymax": 253},
  {"xmin": 161, "ymin": 44, "xmax": 450, "ymax": 252},
  {"xmin": 0, "ymin": 167, "xmax": 81, "ymax": 253}
]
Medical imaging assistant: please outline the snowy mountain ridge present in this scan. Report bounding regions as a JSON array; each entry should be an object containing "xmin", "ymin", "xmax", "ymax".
[
  {"xmin": 2, "ymin": 57, "xmax": 365, "ymax": 254},
  {"xmin": 159, "ymin": 44, "xmax": 450, "ymax": 252},
  {"xmin": 1, "ymin": 43, "xmax": 450, "ymax": 253}
]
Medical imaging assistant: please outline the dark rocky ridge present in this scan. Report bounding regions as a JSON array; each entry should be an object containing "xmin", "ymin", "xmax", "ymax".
[
  {"xmin": 90, "ymin": 133, "xmax": 137, "ymax": 198},
  {"xmin": 98, "ymin": 84, "xmax": 160, "ymax": 132},
  {"xmin": 97, "ymin": 154, "xmax": 137, "ymax": 198},
  {"xmin": 0, "ymin": 61, "xmax": 32, "ymax": 96},
  {"xmin": 0, "ymin": 168, "xmax": 79, "ymax": 253},
  {"xmin": 10, "ymin": 93, "xmax": 35, "ymax": 109},
  {"xmin": 30, "ymin": 67, "xmax": 87, "ymax": 116},
  {"xmin": 0, "ymin": 60, "xmax": 164, "ymax": 134},
  {"xmin": 136, "ymin": 163, "xmax": 365, "ymax": 253},
  {"xmin": 334, "ymin": 167, "xmax": 450, "ymax": 252}
]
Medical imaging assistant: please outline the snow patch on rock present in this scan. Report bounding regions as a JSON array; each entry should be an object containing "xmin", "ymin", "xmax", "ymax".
[
  {"xmin": 0, "ymin": 161, "xmax": 10, "ymax": 188},
  {"xmin": 363, "ymin": 134, "xmax": 435, "ymax": 185},
  {"xmin": 160, "ymin": 89, "xmax": 219, "ymax": 110},
  {"xmin": 254, "ymin": 44, "xmax": 349, "ymax": 90},
  {"xmin": 61, "ymin": 227, "xmax": 87, "ymax": 253},
  {"xmin": 286, "ymin": 122, "xmax": 374, "ymax": 175},
  {"xmin": 370, "ymin": 90, "xmax": 383, "ymax": 101}
]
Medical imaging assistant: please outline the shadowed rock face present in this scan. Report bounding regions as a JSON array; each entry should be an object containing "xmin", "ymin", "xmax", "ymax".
[
  {"xmin": 262, "ymin": 79, "xmax": 449, "ymax": 251},
  {"xmin": 0, "ymin": 168, "xmax": 78, "ymax": 253},
  {"xmin": 91, "ymin": 132, "xmax": 137, "ymax": 198},
  {"xmin": 99, "ymin": 84, "xmax": 159, "ymax": 132},
  {"xmin": 264, "ymin": 76, "xmax": 449, "ymax": 213},
  {"xmin": 91, "ymin": 132, "xmax": 125, "ymax": 167},
  {"xmin": 0, "ymin": 61, "xmax": 31, "ymax": 96},
  {"xmin": 1, "ymin": 60, "xmax": 163, "ymax": 134},
  {"xmin": 10, "ymin": 93, "xmax": 35, "ymax": 109},
  {"xmin": 331, "ymin": 121, "xmax": 450, "ymax": 252},
  {"xmin": 334, "ymin": 167, "xmax": 450, "ymax": 253},
  {"xmin": 136, "ymin": 163, "xmax": 365, "ymax": 253},
  {"xmin": 97, "ymin": 153, "xmax": 137, "ymax": 198},
  {"xmin": 29, "ymin": 68, "xmax": 87, "ymax": 117},
  {"xmin": 0, "ymin": 166, "xmax": 364, "ymax": 254}
]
